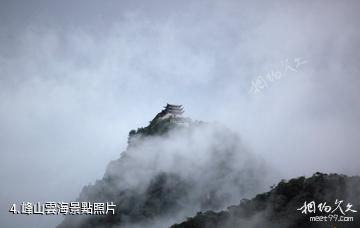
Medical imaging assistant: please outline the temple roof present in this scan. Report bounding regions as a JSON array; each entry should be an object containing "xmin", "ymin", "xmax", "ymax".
[
  {"xmin": 164, "ymin": 104, "xmax": 183, "ymax": 108},
  {"xmin": 153, "ymin": 104, "xmax": 184, "ymax": 120}
]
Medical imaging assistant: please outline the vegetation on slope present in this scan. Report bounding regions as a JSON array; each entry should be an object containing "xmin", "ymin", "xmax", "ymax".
[
  {"xmin": 57, "ymin": 116, "xmax": 266, "ymax": 228},
  {"xmin": 171, "ymin": 172, "xmax": 360, "ymax": 228}
]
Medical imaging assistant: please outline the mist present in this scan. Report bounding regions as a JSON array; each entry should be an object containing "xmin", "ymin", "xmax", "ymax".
[
  {"xmin": 1, "ymin": 0, "xmax": 360, "ymax": 227},
  {"xmin": 58, "ymin": 121, "xmax": 272, "ymax": 227}
]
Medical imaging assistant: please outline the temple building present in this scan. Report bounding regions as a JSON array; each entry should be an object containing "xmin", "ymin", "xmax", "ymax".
[{"xmin": 153, "ymin": 104, "xmax": 184, "ymax": 120}]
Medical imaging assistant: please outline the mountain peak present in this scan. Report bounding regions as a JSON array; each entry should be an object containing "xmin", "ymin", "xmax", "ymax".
[
  {"xmin": 128, "ymin": 104, "xmax": 194, "ymax": 141},
  {"xmin": 153, "ymin": 104, "xmax": 185, "ymax": 121}
]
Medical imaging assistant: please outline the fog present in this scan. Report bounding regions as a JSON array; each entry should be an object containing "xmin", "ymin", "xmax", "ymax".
[
  {"xmin": 0, "ymin": 0, "xmax": 359, "ymax": 227},
  {"xmin": 58, "ymin": 121, "xmax": 273, "ymax": 227}
]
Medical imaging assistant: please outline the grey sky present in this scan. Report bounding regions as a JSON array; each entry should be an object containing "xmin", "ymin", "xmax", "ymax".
[{"xmin": 0, "ymin": 0, "xmax": 359, "ymax": 227}]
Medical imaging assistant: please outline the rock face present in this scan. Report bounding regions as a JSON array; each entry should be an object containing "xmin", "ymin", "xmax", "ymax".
[
  {"xmin": 171, "ymin": 173, "xmax": 360, "ymax": 228},
  {"xmin": 57, "ymin": 115, "xmax": 270, "ymax": 228}
]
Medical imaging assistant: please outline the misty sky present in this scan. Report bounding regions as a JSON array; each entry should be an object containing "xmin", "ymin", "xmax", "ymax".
[{"xmin": 1, "ymin": 1, "xmax": 360, "ymax": 228}]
